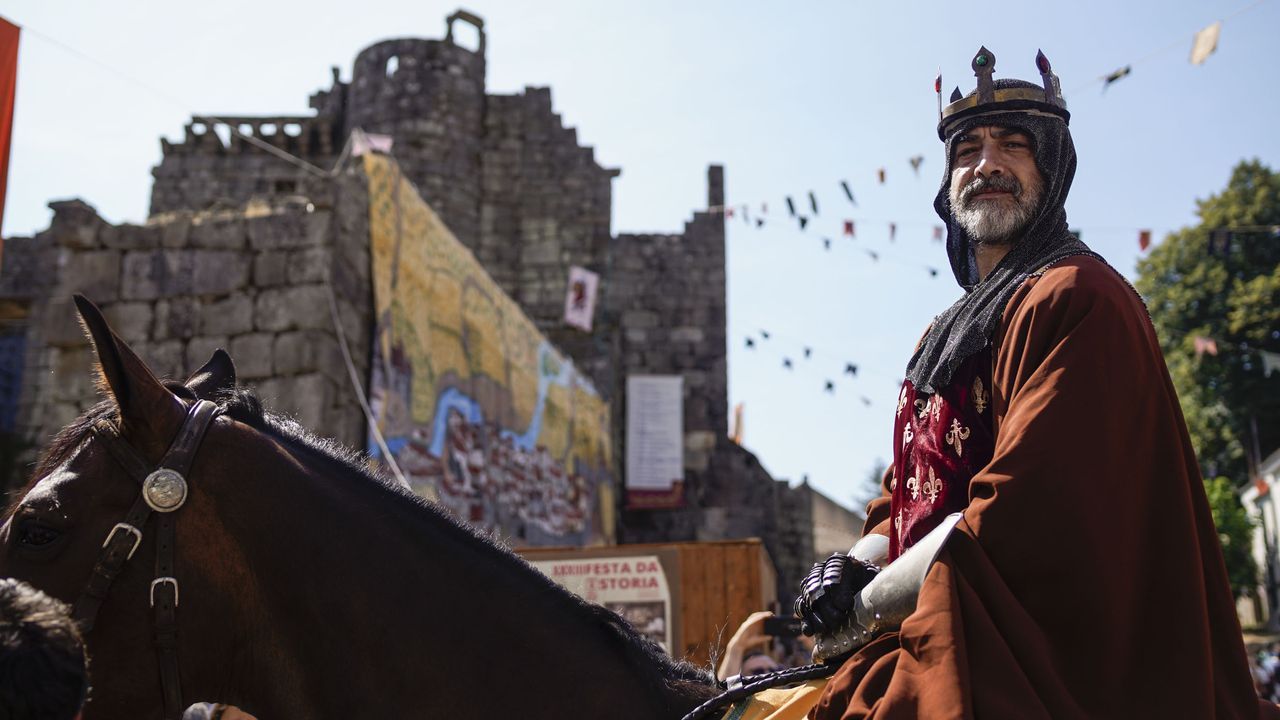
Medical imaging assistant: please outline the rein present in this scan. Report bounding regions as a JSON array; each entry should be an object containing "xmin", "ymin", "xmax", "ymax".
[
  {"xmin": 680, "ymin": 662, "xmax": 840, "ymax": 720},
  {"xmin": 71, "ymin": 399, "xmax": 222, "ymax": 720}
]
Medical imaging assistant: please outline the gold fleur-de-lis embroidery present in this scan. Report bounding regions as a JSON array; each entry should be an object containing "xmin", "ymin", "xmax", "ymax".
[
  {"xmin": 902, "ymin": 424, "xmax": 914, "ymax": 449},
  {"xmin": 972, "ymin": 377, "xmax": 988, "ymax": 414},
  {"xmin": 906, "ymin": 474, "xmax": 920, "ymax": 500},
  {"xmin": 921, "ymin": 466, "xmax": 943, "ymax": 504},
  {"xmin": 914, "ymin": 397, "xmax": 928, "ymax": 419},
  {"xmin": 889, "ymin": 474, "xmax": 897, "ymax": 491},
  {"xmin": 894, "ymin": 511, "xmax": 903, "ymax": 537},
  {"xmin": 897, "ymin": 387, "xmax": 909, "ymax": 417},
  {"xmin": 930, "ymin": 395, "xmax": 942, "ymax": 424},
  {"xmin": 945, "ymin": 418, "xmax": 971, "ymax": 457}
]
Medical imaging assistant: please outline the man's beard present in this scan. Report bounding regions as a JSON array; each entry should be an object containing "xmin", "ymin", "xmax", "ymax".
[{"xmin": 949, "ymin": 173, "xmax": 1043, "ymax": 245}]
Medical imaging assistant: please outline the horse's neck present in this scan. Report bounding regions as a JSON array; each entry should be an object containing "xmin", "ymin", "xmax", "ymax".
[{"xmin": 233, "ymin": 460, "xmax": 714, "ymax": 719}]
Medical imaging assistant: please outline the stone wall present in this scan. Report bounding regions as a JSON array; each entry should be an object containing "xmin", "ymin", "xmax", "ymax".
[{"xmin": 1, "ymin": 171, "xmax": 373, "ymax": 470}]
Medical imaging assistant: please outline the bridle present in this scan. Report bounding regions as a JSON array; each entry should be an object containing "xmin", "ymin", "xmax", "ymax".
[{"xmin": 71, "ymin": 399, "xmax": 222, "ymax": 720}]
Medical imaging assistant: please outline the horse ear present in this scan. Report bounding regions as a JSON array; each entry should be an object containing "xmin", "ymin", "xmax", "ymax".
[
  {"xmin": 74, "ymin": 295, "xmax": 185, "ymax": 441},
  {"xmin": 185, "ymin": 349, "xmax": 237, "ymax": 399}
]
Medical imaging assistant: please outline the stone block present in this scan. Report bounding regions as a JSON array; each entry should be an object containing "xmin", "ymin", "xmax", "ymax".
[
  {"xmin": 670, "ymin": 327, "xmax": 704, "ymax": 344},
  {"xmin": 142, "ymin": 340, "xmax": 185, "ymax": 379},
  {"xmin": 152, "ymin": 298, "xmax": 199, "ymax": 341},
  {"xmin": 101, "ymin": 302, "xmax": 152, "ymax": 343},
  {"xmin": 279, "ymin": 373, "xmax": 329, "ymax": 430},
  {"xmin": 185, "ymin": 335, "xmax": 229, "ymax": 376},
  {"xmin": 286, "ymin": 247, "xmax": 331, "ymax": 285},
  {"xmin": 40, "ymin": 297, "xmax": 90, "ymax": 348},
  {"xmin": 50, "ymin": 346, "xmax": 97, "ymax": 403},
  {"xmin": 253, "ymin": 252, "xmax": 288, "ymax": 287},
  {"xmin": 247, "ymin": 209, "xmax": 330, "ymax": 251},
  {"xmin": 229, "ymin": 332, "xmax": 274, "ymax": 379},
  {"xmin": 191, "ymin": 251, "xmax": 251, "ymax": 296},
  {"xmin": 102, "ymin": 223, "xmax": 161, "ymax": 251},
  {"xmin": 273, "ymin": 329, "xmax": 341, "ymax": 376},
  {"xmin": 255, "ymin": 285, "xmax": 329, "ymax": 332},
  {"xmin": 201, "ymin": 295, "xmax": 254, "ymax": 336},
  {"xmin": 160, "ymin": 215, "xmax": 192, "ymax": 249},
  {"xmin": 190, "ymin": 215, "xmax": 246, "ymax": 250},
  {"xmin": 57, "ymin": 249, "xmax": 121, "ymax": 304},
  {"xmin": 47, "ymin": 199, "xmax": 106, "ymax": 249}
]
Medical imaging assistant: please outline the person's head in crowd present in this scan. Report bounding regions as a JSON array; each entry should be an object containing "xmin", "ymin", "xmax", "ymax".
[
  {"xmin": 0, "ymin": 578, "xmax": 89, "ymax": 720},
  {"xmin": 739, "ymin": 649, "xmax": 781, "ymax": 677}
]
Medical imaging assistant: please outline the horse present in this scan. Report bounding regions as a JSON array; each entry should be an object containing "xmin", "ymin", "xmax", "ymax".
[{"xmin": 0, "ymin": 296, "xmax": 722, "ymax": 719}]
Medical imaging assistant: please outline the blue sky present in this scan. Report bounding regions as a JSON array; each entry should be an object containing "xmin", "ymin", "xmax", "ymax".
[{"xmin": 4, "ymin": 0, "xmax": 1278, "ymax": 509}]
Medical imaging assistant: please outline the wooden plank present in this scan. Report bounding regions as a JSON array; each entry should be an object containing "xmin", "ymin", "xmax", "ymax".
[
  {"xmin": 700, "ymin": 544, "xmax": 729, "ymax": 668},
  {"xmin": 680, "ymin": 544, "xmax": 708, "ymax": 664}
]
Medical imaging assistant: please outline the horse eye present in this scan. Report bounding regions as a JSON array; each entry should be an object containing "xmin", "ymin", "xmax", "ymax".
[{"xmin": 17, "ymin": 521, "xmax": 62, "ymax": 548}]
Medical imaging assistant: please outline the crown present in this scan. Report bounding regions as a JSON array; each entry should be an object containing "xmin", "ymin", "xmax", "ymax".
[{"xmin": 936, "ymin": 47, "xmax": 1069, "ymax": 140}]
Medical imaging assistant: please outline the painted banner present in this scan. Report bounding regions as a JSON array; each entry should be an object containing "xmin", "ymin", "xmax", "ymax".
[
  {"xmin": 528, "ymin": 555, "xmax": 672, "ymax": 652},
  {"xmin": 363, "ymin": 154, "xmax": 614, "ymax": 545},
  {"xmin": 562, "ymin": 265, "xmax": 599, "ymax": 332},
  {"xmin": 626, "ymin": 375, "xmax": 684, "ymax": 509}
]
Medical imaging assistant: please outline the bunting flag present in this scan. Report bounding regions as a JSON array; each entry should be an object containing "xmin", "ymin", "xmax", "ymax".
[
  {"xmin": 803, "ymin": 347, "xmax": 812, "ymax": 359},
  {"xmin": 745, "ymin": 337, "xmax": 755, "ymax": 348},
  {"xmin": 731, "ymin": 403, "xmax": 745, "ymax": 444},
  {"xmin": 1194, "ymin": 336, "xmax": 1219, "ymax": 358},
  {"xmin": 933, "ymin": 225, "xmax": 945, "ymax": 242},
  {"xmin": 760, "ymin": 330, "xmax": 771, "ymax": 340},
  {"xmin": 928, "ymin": 267, "xmax": 940, "ymax": 278},
  {"xmin": 786, "ymin": 196, "xmax": 797, "ymax": 217},
  {"xmin": 1139, "ymin": 229, "xmax": 1152, "ymax": 251},
  {"xmin": 889, "ymin": 222, "xmax": 897, "ymax": 242},
  {"xmin": 1262, "ymin": 350, "xmax": 1280, "ymax": 378},
  {"xmin": 822, "ymin": 238, "xmax": 831, "ymax": 250},
  {"xmin": 877, "ymin": 168, "xmax": 886, "ymax": 184},
  {"xmin": 762, "ymin": 202, "xmax": 768, "ymax": 214},
  {"xmin": 0, "ymin": 17, "xmax": 19, "ymax": 236},
  {"xmin": 861, "ymin": 396, "xmax": 873, "ymax": 407},
  {"xmin": 841, "ymin": 180, "xmax": 856, "ymax": 205},
  {"xmin": 808, "ymin": 191, "xmax": 819, "ymax": 215},
  {"xmin": 844, "ymin": 363, "xmax": 858, "ymax": 376},
  {"xmin": 741, "ymin": 205, "xmax": 750, "ymax": 222},
  {"xmin": 909, "ymin": 155, "xmax": 924, "ymax": 176},
  {"xmin": 844, "ymin": 220, "xmax": 855, "ymax": 237},
  {"xmin": 725, "ymin": 207, "xmax": 735, "ymax": 219},
  {"xmin": 798, "ymin": 216, "xmax": 809, "ymax": 230},
  {"xmin": 755, "ymin": 218, "xmax": 765, "ymax": 228},
  {"xmin": 824, "ymin": 380, "xmax": 835, "ymax": 393},
  {"xmin": 1102, "ymin": 65, "xmax": 1132, "ymax": 90},
  {"xmin": 783, "ymin": 358, "xmax": 793, "ymax": 369},
  {"xmin": 866, "ymin": 249, "xmax": 880, "ymax": 261},
  {"xmin": 1190, "ymin": 21, "xmax": 1222, "ymax": 66}
]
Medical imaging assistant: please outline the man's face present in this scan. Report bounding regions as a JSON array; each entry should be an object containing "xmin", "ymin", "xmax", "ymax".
[{"xmin": 947, "ymin": 125, "xmax": 1044, "ymax": 245}]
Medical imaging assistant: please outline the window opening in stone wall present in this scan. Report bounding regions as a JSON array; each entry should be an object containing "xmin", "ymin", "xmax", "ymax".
[
  {"xmin": 213, "ymin": 124, "xmax": 232, "ymax": 148},
  {"xmin": 238, "ymin": 123, "xmax": 254, "ymax": 137},
  {"xmin": 191, "ymin": 122, "xmax": 207, "ymax": 135},
  {"xmin": 386, "ymin": 55, "xmax": 399, "ymax": 77},
  {"xmin": 450, "ymin": 22, "xmax": 481, "ymax": 52},
  {"xmin": 283, "ymin": 123, "xmax": 302, "ymax": 137},
  {"xmin": 274, "ymin": 179, "xmax": 298, "ymax": 194},
  {"xmin": 260, "ymin": 123, "xmax": 277, "ymax": 136}
]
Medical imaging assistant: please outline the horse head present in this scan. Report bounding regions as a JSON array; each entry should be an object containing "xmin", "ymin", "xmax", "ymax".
[{"xmin": 0, "ymin": 296, "xmax": 260, "ymax": 719}]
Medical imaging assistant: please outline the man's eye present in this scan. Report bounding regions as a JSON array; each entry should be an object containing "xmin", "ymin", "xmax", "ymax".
[{"xmin": 17, "ymin": 522, "xmax": 61, "ymax": 548}]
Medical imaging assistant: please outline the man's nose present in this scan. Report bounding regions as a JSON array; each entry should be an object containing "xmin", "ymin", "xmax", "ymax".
[{"xmin": 974, "ymin": 145, "xmax": 1005, "ymax": 177}]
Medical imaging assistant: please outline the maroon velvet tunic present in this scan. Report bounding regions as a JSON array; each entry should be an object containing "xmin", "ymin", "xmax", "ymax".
[{"xmin": 888, "ymin": 349, "xmax": 994, "ymax": 561}]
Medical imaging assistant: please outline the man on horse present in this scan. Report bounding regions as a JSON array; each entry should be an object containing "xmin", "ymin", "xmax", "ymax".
[{"xmin": 794, "ymin": 48, "xmax": 1280, "ymax": 718}]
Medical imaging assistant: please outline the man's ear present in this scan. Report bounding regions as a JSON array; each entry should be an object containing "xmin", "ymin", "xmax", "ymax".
[
  {"xmin": 185, "ymin": 349, "xmax": 237, "ymax": 400},
  {"xmin": 73, "ymin": 295, "xmax": 185, "ymax": 447}
]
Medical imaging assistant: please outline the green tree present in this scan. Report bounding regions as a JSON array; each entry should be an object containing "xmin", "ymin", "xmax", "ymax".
[{"xmin": 1135, "ymin": 159, "xmax": 1280, "ymax": 598}]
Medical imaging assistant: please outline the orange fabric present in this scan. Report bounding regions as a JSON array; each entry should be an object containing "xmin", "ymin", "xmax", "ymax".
[
  {"xmin": 0, "ymin": 17, "xmax": 16, "ymax": 237},
  {"xmin": 819, "ymin": 257, "xmax": 1277, "ymax": 719}
]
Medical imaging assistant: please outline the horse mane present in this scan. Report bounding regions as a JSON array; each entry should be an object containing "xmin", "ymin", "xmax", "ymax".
[{"xmin": 213, "ymin": 386, "xmax": 717, "ymax": 697}]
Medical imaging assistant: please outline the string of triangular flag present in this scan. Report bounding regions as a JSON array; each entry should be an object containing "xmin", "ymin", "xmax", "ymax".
[
  {"xmin": 742, "ymin": 327, "xmax": 912, "ymax": 407},
  {"xmin": 1191, "ymin": 334, "xmax": 1280, "ymax": 377},
  {"xmin": 1077, "ymin": 0, "xmax": 1265, "ymax": 94}
]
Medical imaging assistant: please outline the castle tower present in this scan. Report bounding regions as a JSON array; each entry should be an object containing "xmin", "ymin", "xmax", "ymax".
[{"xmin": 345, "ymin": 10, "xmax": 487, "ymax": 248}]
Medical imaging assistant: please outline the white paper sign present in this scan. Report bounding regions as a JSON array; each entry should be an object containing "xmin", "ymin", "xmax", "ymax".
[{"xmin": 626, "ymin": 375, "xmax": 684, "ymax": 491}]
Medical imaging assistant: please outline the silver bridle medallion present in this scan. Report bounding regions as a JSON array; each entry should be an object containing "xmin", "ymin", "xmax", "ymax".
[{"xmin": 142, "ymin": 468, "xmax": 188, "ymax": 513}]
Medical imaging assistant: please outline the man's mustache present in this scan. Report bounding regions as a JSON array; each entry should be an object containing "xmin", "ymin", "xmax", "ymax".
[{"xmin": 958, "ymin": 176, "xmax": 1023, "ymax": 206}]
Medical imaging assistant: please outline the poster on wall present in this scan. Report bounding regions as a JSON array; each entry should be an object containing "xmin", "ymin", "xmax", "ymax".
[
  {"xmin": 363, "ymin": 154, "xmax": 615, "ymax": 546},
  {"xmin": 562, "ymin": 265, "xmax": 599, "ymax": 332},
  {"xmin": 529, "ymin": 555, "xmax": 672, "ymax": 652},
  {"xmin": 625, "ymin": 375, "xmax": 684, "ymax": 509}
]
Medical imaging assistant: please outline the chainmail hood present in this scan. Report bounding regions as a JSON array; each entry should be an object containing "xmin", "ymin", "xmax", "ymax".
[{"xmin": 903, "ymin": 78, "xmax": 1104, "ymax": 394}]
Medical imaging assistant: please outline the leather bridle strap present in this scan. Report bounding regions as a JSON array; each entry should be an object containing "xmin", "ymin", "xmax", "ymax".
[{"xmin": 72, "ymin": 399, "xmax": 221, "ymax": 720}]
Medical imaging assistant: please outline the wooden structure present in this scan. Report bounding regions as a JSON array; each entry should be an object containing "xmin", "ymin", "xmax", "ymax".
[{"xmin": 518, "ymin": 538, "xmax": 777, "ymax": 666}]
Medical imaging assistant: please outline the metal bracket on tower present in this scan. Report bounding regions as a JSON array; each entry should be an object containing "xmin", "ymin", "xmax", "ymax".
[{"xmin": 445, "ymin": 9, "xmax": 486, "ymax": 55}]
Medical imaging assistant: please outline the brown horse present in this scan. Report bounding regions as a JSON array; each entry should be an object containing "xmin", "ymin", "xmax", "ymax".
[{"xmin": 0, "ymin": 297, "xmax": 720, "ymax": 719}]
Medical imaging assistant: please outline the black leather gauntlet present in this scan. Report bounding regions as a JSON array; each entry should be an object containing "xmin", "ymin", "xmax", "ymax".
[{"xmin": 793, "ymin": 553, "xmax": 881, "ymax": 636}]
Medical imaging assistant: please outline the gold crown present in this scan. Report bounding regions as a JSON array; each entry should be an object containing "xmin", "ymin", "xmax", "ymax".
[{"xmin": 936, "ymin": 47, "xmax": 1068, "ymax": 140}]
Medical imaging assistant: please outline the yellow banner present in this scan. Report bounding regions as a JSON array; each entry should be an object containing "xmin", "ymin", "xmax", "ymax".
[{"xmin": 364, "ymin": 154, "xmax": 614, "ymax": 545}]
